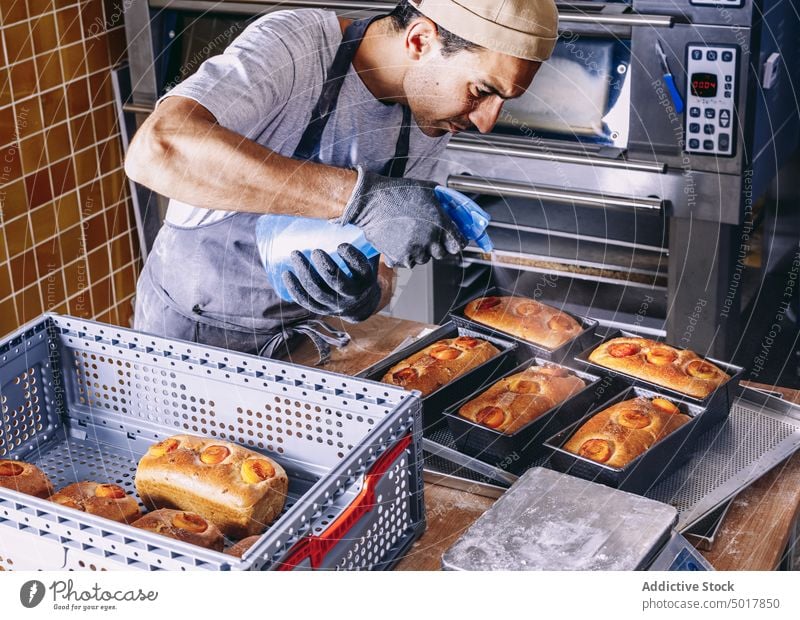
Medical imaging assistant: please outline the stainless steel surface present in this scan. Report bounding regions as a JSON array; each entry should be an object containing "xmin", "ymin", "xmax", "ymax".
[
  {"xmin": 485, "ymin": 220, "xmax": 668, "ymax": 254},
  {"xmin": 683, "ymin": 498, "xmax": 736, "ymax": 551},
  {"xmin": 447, "ymin": 135, "xmax": 668, "ymax": 174},
  {"xmin": 122, "ymin": 102, "xmax": 156, "ymax": 114},
  {"xmin": 460, "ymin": 253, "xmax": 667, "ymax": 291},
  {"xmin": 558, "ymin": 12, "xmax": 674, "ymax": 28},
  {"xmin": 423, "ymin": 438, "xmax": 518, "ymax": 487},
  {"xmin": 474, "ymin": 230, "xmax": 668, "ymax": 276},
  {"xmin": 123, "ymin": 0, "xmax": 165, "ymax": 257},
  {"xmin": 441, "ymin": 467, "xmax": 678, "ymax": 571},
  {"xmin": 447, "ymin": 175, "xmax": 664, "ymax": 212},
  {"xmin": 423, "ymin": 471, "xmax": 507, "ymax": 500},
  {"xmin": 650, "ymin": 388, "xmax": 800, "ymax": 531},
  {"xmin": 112, "ymin": 66, "xmax": 161, "ymax": 261}
]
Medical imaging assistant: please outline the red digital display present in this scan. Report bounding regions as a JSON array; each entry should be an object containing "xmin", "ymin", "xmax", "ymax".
[{"xmin": 691, "ymin": 72, "xmax": 718, "ymax": 97}]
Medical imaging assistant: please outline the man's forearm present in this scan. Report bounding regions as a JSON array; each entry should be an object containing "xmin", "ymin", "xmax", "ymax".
[{"xmin": 124, "ymin": 97, "xmax": 357, "ymax": 219}]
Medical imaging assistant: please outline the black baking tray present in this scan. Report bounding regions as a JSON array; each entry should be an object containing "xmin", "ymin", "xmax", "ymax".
[
  {"xmin": 441, "ymin": 358, "xmax": 614, "ymax": 474},
  {"xmin": 447, "ymin": 286, "xmax": 598, "ymax": 364},
  {"xmin": 357, "ymin": 322, "xmax": 518, "ymax": 431},
  {"xmin": 573, "ymin": 329, "xmax": 744, "ymax": 429},
  {"xmin": 544, "ymin": 385, "xmax": 709, "ymax": 494}
]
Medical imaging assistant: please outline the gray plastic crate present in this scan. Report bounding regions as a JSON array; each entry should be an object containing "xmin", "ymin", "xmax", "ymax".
[{"xmin": 0, "ymin": 314, "xmax": 424, "ymax": 571}]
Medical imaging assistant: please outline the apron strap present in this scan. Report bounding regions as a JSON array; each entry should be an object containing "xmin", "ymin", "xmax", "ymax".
[
  {"xmin": 293, "ymin": 15, "xmax": 411, "ymax": 179},
  {"xmin": 258, "ymin": 319, "xmax": 351, "ymax": 365}
]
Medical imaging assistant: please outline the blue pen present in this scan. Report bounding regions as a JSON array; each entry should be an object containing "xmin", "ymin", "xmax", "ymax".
[{"xmin": 656, "ymin": 41, "xmax": 684, "ymax": 114}]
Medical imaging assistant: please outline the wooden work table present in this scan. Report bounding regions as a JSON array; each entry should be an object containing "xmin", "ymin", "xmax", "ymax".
[{"xmin": 283, "ymin": 314, "xmax": 800, "ymax": 571}]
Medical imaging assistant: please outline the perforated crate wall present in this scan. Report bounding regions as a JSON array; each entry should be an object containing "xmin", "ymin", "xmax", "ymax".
[{"xmin": 0, "ymin": 314, "xmax": 425, "ymax": 570}]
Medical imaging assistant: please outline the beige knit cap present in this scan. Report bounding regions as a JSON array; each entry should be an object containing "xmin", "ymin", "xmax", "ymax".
[{"xmin": 408, "ymin": 0, "xmax": 559, "ymax": 61}]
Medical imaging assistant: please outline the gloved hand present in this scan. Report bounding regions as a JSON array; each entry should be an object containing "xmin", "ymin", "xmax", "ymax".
[
  {"xmin": 282, "ymin": 243, "xmax": 381, "ymax": 323},
  {"xmin": 339, "ymin": 166, "xmax": 468, "ymax": 268}
]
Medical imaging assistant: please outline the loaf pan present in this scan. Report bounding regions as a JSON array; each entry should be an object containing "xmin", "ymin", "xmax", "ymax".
[
  {"xmin": 358, "ymin": 322, "xmax": 518, "ymax": 431},
  {"xmin": 573, "ymin": 329, "xmax": 744, "ymax": 429},
  {"xmin": 442, "ymin": 358, "xmax": 612, "ymax": 475},
  {"xmin": 544, "ymin": 385, "xmax": 708, "ymax": 494},
  {"xmin": 448, "ymin": 285, "xmax": 597, "ymax": 364}
]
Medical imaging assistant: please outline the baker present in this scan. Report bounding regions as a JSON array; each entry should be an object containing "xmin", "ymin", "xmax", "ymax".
[{"xmin": 125, "ymin": 0, "xmax": 558, "ymax": 360}]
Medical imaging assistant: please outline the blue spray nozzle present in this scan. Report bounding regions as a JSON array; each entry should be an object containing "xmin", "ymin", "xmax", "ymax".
[{"xmin": 434, "ymin": 186, "xmax": 494, "ymax": 253}]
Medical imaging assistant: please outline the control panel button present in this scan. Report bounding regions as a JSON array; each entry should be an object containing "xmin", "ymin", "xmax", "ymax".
[
  {"xmin": 690, "ymin": 107, "xmax": 701, "ymax": 118},
  {"xmin": 725, "ymin": 75, "xmax": 732, "ymax": 82},
  {"xmin": 719, "ymin": 134, "xmax": 730, "ymax": 150},
  {"xmin": 724, "ymin": 91, "xmax": 732, "ymax": 98},
  {"xmin": 704, "ymin": 124, "xmax": 715, "ymax": 135},
  {"xmin": 704, "ymin": 108, "xmax": 716, "ymax": 119},
  {"xmin": 703, "ymin": 140, "xmax": 714, "ymax": 150},
  {"xmin": 689, "ymin": 123, "xmax": 700, "ymax": 133},
  {"xmin": 689, "ymin": 139, "xmax": 700, "ymax": 149},
  {"xmin": 722, "ymin": 51, "xmax": 733, "ymax": 62},
  {"xmin": 719, "ymin": 110, "xmax": 731, "ymax": 128},
  {"xmin": 724, "ymin": 83, "xmax": 732, "ymax": 90},
  {"xmin": 707, "ymin": 51, "xmax": 718, "ymax": 61},
  {"xmin": 692, "ymin": 49, "xmax": 703, "ymax": 61}
]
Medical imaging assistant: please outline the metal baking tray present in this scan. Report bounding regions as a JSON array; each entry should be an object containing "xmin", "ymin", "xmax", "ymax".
[
  {"xmin": 573, "ymin": 330, "xmax": 744, "ymax": 428},
  {"xmin": 545, "ymin": 385, "xmax": 708, "ymax": 494},
  {"xmin": 442, "ymin": 358, "xmax": 609, "ymax": 474},
  {"xmin": 358, "ymin": 322, "xmax": 517, "ymax": 431},
  {"xmin": 441, "ymin": 467, "xmax": 679, "ymax": 571},
  {"xmin": 424, "ymin": 385, "xmax": 800, "ymax": 533},
  {"xmin": 448, "ymin": 285, "xmax": 598, "ymax": 363}
]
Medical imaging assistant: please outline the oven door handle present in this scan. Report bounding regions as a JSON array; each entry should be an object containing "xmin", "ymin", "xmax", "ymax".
[
  {"xmin": 558, "ymin": 12, "xmax": 675, "ymax": 28},
  {"xmin": 447, "ymin": 176, "xmax": 664, "ymax": 212}
]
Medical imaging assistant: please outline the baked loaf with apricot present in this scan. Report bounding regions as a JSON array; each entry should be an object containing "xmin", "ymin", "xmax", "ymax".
[
  {"xmin": 563, "ymin": 396, "xmax": 691, "ymax": 468},
  {"xmin": 458, "ymin": 364, "xmax": 586, "ymax": 434},
  {"xmin": 135, "ymin": 434, "xmax": 288, "ymax": 538},
  {"xmin": 49, "ymin": 481, "xmax": 141, "ymax": 524},
  {"xmin": 588, "ymin": 337, "xmax": 730, "ymax": 399},
  {"xmin": 0, "ymin": 460, "xmax": 54, "ymax": 498},
  {"xmin": 464, "ymin": 296, "xmax": 582, "ymax": 349},
  {"xmin": 225, "ymin": 535, "xmax": 261, "ymax": 558},
  {"xmin": 381, "ymin": 335, "xmax": 500, "ymax": 396},
  {"xmin": 132, "ymin": 509, "xmax": 224, "ymax": 551}
]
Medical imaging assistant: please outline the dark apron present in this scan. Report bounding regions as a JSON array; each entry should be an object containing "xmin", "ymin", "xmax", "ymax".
[{"xmin": 134, "ymin": 15, "xmax": 411, "ymax": 362}]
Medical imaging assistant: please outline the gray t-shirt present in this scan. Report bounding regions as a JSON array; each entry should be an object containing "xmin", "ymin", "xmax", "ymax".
[{"xmin": 161, "ymin": 9, "xmax": 451, "ymax": 227}]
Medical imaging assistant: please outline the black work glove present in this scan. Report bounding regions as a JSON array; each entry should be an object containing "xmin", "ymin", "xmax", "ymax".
[
  {"xmin": 339, "ymin": 166, "xmax": 468, "ymax": 268},
  {"xmin": 282, "ymin": 243, "xmax": 381, "ymax": 323}
]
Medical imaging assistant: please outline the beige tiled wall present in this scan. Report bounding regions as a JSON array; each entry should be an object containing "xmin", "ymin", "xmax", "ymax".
[{"xmin": 0, "ymin": 0, "xmax": 140, "ymax": 338}]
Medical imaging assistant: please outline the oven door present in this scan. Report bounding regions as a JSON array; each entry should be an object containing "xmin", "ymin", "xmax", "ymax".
[{"xmin": 496, "ymin": 29, "xmax": 631, "ymax": 149}]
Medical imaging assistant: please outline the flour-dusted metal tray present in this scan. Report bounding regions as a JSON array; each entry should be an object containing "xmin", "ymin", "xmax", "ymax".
[
  {"xmin": 442, "ymin": 358, "xmax": 609, "ymax": 474},
  {"xmin": 442, "ymin": 467, "xmax": 678, "ymax": 571},
  {"xmin": 573, "ymin": 330, "xmax": 744, "ymax": 429},
  {"xmin": 0, "ymin": 314, "xmax": 424, "ymax": 571},
  {"xmin": 357, "ymin": 322, "xmax": 518, "ymax": 431},
  {"xmin": 448, "ymin": 285, "xmax": 598, "ymax": 363}
]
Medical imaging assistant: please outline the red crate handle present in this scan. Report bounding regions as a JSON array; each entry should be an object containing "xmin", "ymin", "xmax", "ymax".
[{"xmin": 277, "ymin": 434, "xmax": 413, "ymax": 570}]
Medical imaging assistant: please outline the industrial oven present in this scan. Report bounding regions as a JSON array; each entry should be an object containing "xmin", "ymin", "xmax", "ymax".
[
  {"xmin": 119, "ymin": 0, "xmax": 800, "ymax": 362},
  {"xmin": 430, "ymin": 0, "xmax": 800, "ymax": 361}
]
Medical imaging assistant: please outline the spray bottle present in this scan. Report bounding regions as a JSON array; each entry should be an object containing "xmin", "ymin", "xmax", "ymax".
[{"xmin": 256, "ymin": 186, "xmax": 494, "ymax": 302}]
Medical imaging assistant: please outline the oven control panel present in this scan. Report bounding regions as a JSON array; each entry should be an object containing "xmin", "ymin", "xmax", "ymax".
[{"xmin": 684, "ymin": 44, "xmax": 738, "ymax": 157}]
